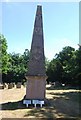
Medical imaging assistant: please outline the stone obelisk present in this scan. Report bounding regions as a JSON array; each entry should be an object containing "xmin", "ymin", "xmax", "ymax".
[{"xmin": 26, "ymin": 5, "xmax": 47, "ymax": 100}]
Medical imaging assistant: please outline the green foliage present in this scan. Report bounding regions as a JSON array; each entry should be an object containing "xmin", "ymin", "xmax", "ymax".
[
  {"xmin": 45, "ymin": 57, "xmax": 50, "ymax": 71},
  {"xmin": 0, "ymin": 34, "xmax": 9, "ymax": 74},
  {"xmin": 56, "ymin": 46, "xmax": 76, "ymax": 84},
  {"xmin": 74, "ymin": 46, "xmax": 81, "ymax": 87},
  {"xmin": 55, "ymin": 46, "xmax": 75, "ymax": 64},
  {"xmin": 46, "ymin": 46, "xmax": 81, "ymax": 86},
  {"xmin": 7, "ymin": 49, "xmax": 30, "ymax": 83},
  {"xmin": 46, "ymin": 59, "xmax": 63, "ymax": 83},
  {"xmin": 76, "ymin": 47, "xmax": 81, "ymax": 71},
  {"xmin": 0, "ymin": 34, "xmax": 30, "ymax": 83},
  {"xmin": 1, "ymin": 34, "xmax": 81, "ymax": 87}
]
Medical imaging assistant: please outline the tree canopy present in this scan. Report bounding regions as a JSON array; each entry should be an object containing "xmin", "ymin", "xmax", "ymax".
[
  {"xmin": 1, "ymin": 34, "xmax": 81, "ymax": 87},
  {"xmin": 46, "ymin": 46, "xmax": 81, "ymax": 87},
  {"xmin": 0, "ymin": 34, "xmax": 9, "ymax": 74}
]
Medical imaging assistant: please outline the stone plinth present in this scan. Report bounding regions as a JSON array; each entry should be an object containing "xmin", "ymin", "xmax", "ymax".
[{"xmin": 26, "ymin": 76, "xmax": 47, "ymax": 99}]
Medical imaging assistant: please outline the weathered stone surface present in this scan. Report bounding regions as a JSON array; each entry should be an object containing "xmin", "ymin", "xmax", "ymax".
[
  {"xmin": 26, "ymin": 76, "xmax": 47, "ymax": 99},
  {"xmin": 0, "ymin": 84, "xmax": 4, "ymax": 89},
  {"xmin": 26, "ymin": 5, "xmax": 47, "ymax": 100},
  {"xmin": 16, "ymin": 82, "xmax": 21, "ymax": 88},
  {"xmin": 0, "ymin": 73, "xmax": 2, "ymax": 83},
  {"xmin": 27, "ymin": 5, "xmax": 46, "ymax": 76},
  {"xmin": 8, "ymin": 83, "xmax": 13, "ymax": 89},
  {"xmin": 12, "ymin": 83, "xmax": 15, "ymax": 87}
]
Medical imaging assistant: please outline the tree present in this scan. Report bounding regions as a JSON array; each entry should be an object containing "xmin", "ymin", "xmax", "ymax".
[
  {"xmin": 55, "ymin": 46, "xmax": 79, "ymax": 85},
  {"xmin": 22, "ymin": 49, "xmax": 30, "ymax": 72},
  {"xmin": 45, "ymin": 57, "xmax": 50, "ymax": 71},
  {"xmin": 46, "ymin": 46, "xmax": 80, "ymax": 86},
  {"xmin": 7, "ymin": 49, "xmax": 30, "ymax": 83},
  {"xmin": 75, "ymin": 46, "xmax": 81, "ymax": 87},
  {"xmin": 0, "ymin": 34, "xmax": 9, "ymax": 73},
  {"xmin": 46, "ymin": 59, "xmax": 63, "ymax": 83},
  {"xmin": 0, "ymin": 34, "xmax": 10, "ymax": 83},
  {"xmin": 55, "ymin": 46, "xmax": 75, "ymax": 65}
]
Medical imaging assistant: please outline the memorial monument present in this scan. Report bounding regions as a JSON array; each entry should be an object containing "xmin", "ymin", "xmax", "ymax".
[{"xmin": 25, "ymin": 5, "xmax": 47, "ymax": 101}]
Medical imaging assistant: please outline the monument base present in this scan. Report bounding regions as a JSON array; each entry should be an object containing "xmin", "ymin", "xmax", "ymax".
[{"xmin": 25, "ymin": 76, "xmax": 47, "ymax": 99}]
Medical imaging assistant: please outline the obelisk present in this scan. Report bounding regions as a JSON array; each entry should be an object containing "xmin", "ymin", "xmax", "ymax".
[{"xmin": 26, "ymin": 5, "xmax": 47, "ymax": 100}]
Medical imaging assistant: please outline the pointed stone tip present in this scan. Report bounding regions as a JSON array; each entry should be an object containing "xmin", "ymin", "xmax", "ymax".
[{"xmin": 37, "ymin": 5, "xmax": 42, "ymax": 8}]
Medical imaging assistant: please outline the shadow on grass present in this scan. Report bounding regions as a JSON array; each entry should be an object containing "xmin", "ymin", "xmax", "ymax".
[
  {"xmin": 1, "ymin": 100, "xmax": 27, "ymax": 110},
  {"xmin": 0, "ymin": 98, "xmax": 51, "ymax": 111},
  {"xmin": 1, "ymin": 118, "xmax": 80, "ymax": 120},
  {"xmin": 1, "ymin": 86, "xmax": 81, "ymax": 119},
  {"xmin": 49, "ymin": 91, "xmax": 81, "ymax": 102},
  {"xmin": 46, "ymin": 85, "xmax": 79, "ymax": 90},
  {"xmin": 24, "ymin": 106, "xmax": 55, "ymax": 118},
  {"xmin": 1, "ymin": 97, "xmax": 81, "ymax": 119},
  {"xmin": 49, "ymin": 91, "xmax": 81, "ymax": 117},
  {"xmin": 24, "ymin": 98, "xmax": 80, "ymax": 119}
]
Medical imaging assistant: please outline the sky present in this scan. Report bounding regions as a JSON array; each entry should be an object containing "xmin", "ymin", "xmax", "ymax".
[{"xmin": 1, "ymin": 2, "xmax": 79, "ymax": 60}]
